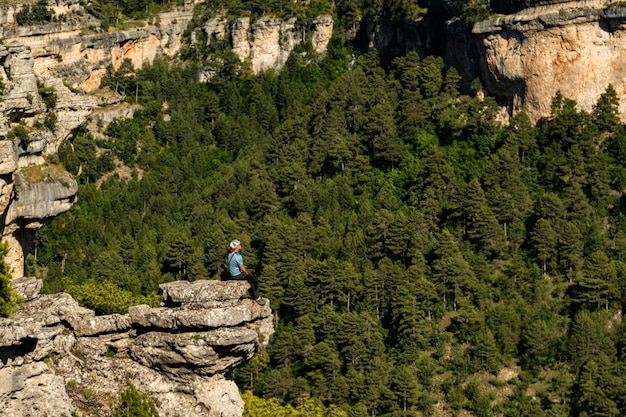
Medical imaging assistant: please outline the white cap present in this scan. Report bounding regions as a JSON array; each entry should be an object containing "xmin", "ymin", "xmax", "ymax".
[{"xmin": 230, "ymin": 239, "xmax": 241, "ymax": 249}]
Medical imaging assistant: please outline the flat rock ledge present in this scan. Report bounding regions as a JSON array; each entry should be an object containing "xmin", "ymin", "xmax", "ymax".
[
  {"xmin": 0, "ymin": 279, "xmax": 273, "ymax": 417},
  {"xmin": 160, "ymin": 279, "xmax": 256, "ymax": 308}
]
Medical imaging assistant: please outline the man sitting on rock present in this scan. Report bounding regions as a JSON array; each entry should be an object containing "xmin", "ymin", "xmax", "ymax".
[{"xmin": 227, "ymin": 239, "xmax": 261, "ymax": 300}]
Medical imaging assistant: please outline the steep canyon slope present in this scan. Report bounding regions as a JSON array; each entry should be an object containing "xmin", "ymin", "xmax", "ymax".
[
  {"xmin": 0, "ymin": 0, "xmax": 333, "ymax": 278},
  {"xmin": 0, "ymin": 0, "xmax": 625, "ymax": 415}
]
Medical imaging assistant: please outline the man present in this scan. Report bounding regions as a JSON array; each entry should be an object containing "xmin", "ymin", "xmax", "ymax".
[{"xmin": 228, "ymin": 239, "xmax": 260, "ymax": 300}]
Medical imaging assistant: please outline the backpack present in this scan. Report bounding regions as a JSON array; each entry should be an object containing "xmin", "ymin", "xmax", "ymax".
[{"xmin": 220, "ymin": 251, "xmax": 236, "ymax": 281}]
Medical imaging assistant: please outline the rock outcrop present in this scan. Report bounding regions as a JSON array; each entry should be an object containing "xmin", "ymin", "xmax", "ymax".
[
  {"xmin": 0, "ymin": 279, "xmax": 273, "ymax": 417},
  {"xmin": 0, "ymin": 2, "xmax": 195, "ymax": 91},
  {"xmin": 0, "ymin": 42, "xmax": 92, "ymax": 277},
  {"xmin": 4, "ymin": 171, "xmax": 78, "ymax": 276},
  {"xmin": 462, "ymin": 0, "xmax": 626, "ymax": 122}
]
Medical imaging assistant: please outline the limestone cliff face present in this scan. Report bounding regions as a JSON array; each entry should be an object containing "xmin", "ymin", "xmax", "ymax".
[
  {"xmin": 0, "ymin": 279, "xmax": 273, "ymax": 417},
  {"xmin": 0, "ymin": 42, "xmax": 92, "ymax": 277},
  {"xmin": 226, "ymin": 15, "xmax": 333, "ymax": 73},
  {"xmin": 4, "ymin": 172, "xmax": 78, "ymax": 277},
  {"xmin": 1, "ymin": 9, "xmax": 194, "ymax": 91},
  {"xmin": 2, "ymin": 0, "xmax": 333, "ymax": 90},
  {"xmin": 361, "ymin": 1, "xmax": 626, "ymax": 124},
  {"xmin": 463, "ymin": 1, "xmax": 626, "ymax": 122}
]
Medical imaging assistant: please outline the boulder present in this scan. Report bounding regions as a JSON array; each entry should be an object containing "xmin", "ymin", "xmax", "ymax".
[
  {"xmin": 128, "ymin": 300, "xmax": 270, "ymax": 330},
  {"xmin": 11, "ymin": 276, "xmax": 42, "ymax": 301}
]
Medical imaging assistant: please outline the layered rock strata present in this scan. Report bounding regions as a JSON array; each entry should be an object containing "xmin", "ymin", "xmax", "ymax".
[
  {"xmin": 0, "ymin": 42, "xmax": 92, "ymax": 277},
  {"xmin": 467, "ymin": 0, "xmax": 626, "ymax": 122},
  {"xmin": 0, "ymin": 279, "xmax": 273, "ymax": 417},
  {"xmin": 2, "ymin": 0, "xmax": 334, "ymax": 90},
  {"xmin": 6, "ymin": 10, "xmax": 193, "ymax": 91}
]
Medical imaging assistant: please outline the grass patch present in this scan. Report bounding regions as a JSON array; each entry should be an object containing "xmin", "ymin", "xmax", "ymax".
[
  {"xmin": 18, "ymin": 163, "xmax": 69, "ymax": 184},
  {"xmin": 83, "ymin": 388, "xmax": 95, "ymax": 400}
]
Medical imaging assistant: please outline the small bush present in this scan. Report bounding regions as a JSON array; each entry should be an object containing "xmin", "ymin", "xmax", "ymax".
[
  {"xmin": 462, "ymin": 0, "xmax": 491, "ymax": 22},
  {"xmin": 16, "ymin": 0, "xmax": 53, "ymax": 25},
  {"xmin": 65, "ymin": 281, "xmax": 160, "ymax": 315},
  {"xmin": 113, "ymin": 380, "xmax": 160, "ymax": 417},
  {"xmin": 70, "ymin": 347, "xmax": 85, "ymax": 361},
  {"xmin": 7, "ymin": 124, "xmax": 30, "ymax": 143},
  {"xmin": 45, "ymin": 112, "xmax": 57, "ymax": 130},
  {"xmin": 83, "ymin": 388, "xmax": 95, "ymax": 400},
  {"xmin": 38, "ymin": 82, "xmax": 58, "ymax": 109},
  {"xmin": 42, "ymin": 90, "xmax": 58, "ymax": 109}
]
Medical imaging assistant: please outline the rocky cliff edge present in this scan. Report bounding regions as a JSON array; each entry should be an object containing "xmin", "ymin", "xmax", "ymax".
[{"xmin": 0, "ymin": 279, "xmax": 273, "ymax": 417}]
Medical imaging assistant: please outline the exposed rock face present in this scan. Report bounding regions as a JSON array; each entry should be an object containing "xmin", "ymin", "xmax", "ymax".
[
  {"xmin": 1, "ymin": 3, "xmax": 195, "ymax": 91},
  {"xmin": 2, "ymin": 43, "xmax": 44, "ymax": 121},
  {"xmin": 0, "ymin": 42, "xmax": 90, "ymax": 278},
  {"xmin": 203, "ymin": 14, "xmax": 333, "ymax": 73},
  {"xmin": 466, "ymin": 1, "xmax": 626, "ymax": 122},
  {"xmin": 44, "ymin": 76, "xmax": 98, "ymax": 153},
  {"xmin": 3, "ymin": 0, "xmax": 333, "ymax": 90},
  {"xmin": 312, "ymin": 15, "xmax": 335, "ymax": 55},
  {"xmin": 4, "ymin": 171, "xmax": 78, "ymax": 274},
  {"xmin": 0, "ymin": 279, "xmax": 273, "ymax": 417},
  {"xmin": 490, "ymin": 0, "xmax": 576, "ymax": 15}
]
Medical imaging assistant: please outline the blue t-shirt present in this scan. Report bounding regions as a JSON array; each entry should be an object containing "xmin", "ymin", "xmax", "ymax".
[{"xmin": 228, "ymin": 251, "xmax": 243, "ymax": 276}]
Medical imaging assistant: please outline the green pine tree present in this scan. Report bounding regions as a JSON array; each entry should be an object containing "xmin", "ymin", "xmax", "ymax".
[{"xmin": 0, "ymin": 242, "xmax": 20, "ymax": 317}]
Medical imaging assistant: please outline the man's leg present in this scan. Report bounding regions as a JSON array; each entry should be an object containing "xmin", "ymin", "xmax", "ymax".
[
  {"xmin": 247, "ymin": 275, "xmax": 260, "ymax": 299},
  {"xmin": 231, "ymin": 273, "xmax": 260, "ymax": 299}
]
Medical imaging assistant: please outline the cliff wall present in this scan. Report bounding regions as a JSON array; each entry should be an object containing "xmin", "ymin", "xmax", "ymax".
[
  {"xmin": 227, "ymin": 14, "xmax": 333, "ymax": 73},
  {"xmin": 1, "ymin": 7, "xmax": 196, "ymax": 91},
  {"xmin": 0, "ymin": 1, "xmax": 333, "ymax": 91},
  {"xmin": 0, "ymin": 42, "xmax": 90, "ymax": 277},
  {"xmin": 458, "ymin": 0, "xmax": 626, "ymax": 122},
  {"xmin": 0, "ymin": 279, "xmax": 273, "ymax": 417}
]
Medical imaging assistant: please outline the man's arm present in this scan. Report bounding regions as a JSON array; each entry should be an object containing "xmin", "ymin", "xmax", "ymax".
[{"xmin": 239, "ymin": 263, "xmax": 249, "ymax": 274}]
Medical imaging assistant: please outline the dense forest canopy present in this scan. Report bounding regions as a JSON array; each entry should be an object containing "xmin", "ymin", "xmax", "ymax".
[{"xmin": 23, "ymin": 0, "xmax": 626, "ymax": 416}]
